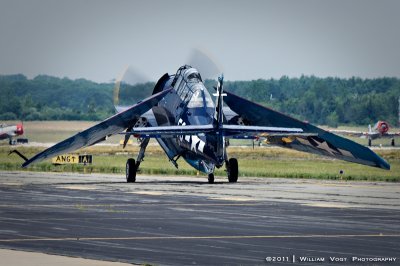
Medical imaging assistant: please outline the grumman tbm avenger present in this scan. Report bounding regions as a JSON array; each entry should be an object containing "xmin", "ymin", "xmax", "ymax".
[{"xmin": 19, "ymin": 65, "xmax": 390, "ymax": 183}]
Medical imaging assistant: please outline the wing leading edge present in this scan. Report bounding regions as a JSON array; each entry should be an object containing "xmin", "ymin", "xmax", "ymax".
[
  {"xmin": 223, "ymin": 90, "xmax": 390, "ymax": 170},
  {"xmin": 22, "ymin": 89, "xmax": 172, "ymax": 167}
]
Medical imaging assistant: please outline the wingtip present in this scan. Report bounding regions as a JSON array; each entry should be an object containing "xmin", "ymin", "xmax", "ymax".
[
  {"xmin": 378, "ymin": 159, "xmax": 391, "ymax": 170},
  {"xmin": 383, "ymin": 162, "xmax": 391, "ymax": 171}
]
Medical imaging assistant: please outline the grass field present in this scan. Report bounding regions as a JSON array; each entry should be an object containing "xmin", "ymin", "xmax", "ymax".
[
  {"xmin": 3, "ymin": 121, "xmax": 400, "ymax": 146},
  {"xmin": 1, "ymin": 121, "xmax": 399, "ymax": 182}
]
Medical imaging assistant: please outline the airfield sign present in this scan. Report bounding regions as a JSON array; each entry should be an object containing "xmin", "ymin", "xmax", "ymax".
[
  {"xmin": 79, "ymin": 155, "xmax": 92, "ymax": 164},
  {"xmin": 52, "ymin": 154, "xmax": 92, "ymax": 165}
]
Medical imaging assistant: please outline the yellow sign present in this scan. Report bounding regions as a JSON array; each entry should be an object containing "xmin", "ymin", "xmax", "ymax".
[
  {"xmin": 119, "ymin": 139, "xmax": 133, "ymax": 145},
  {"xmin": 52, "ymin": 154, "xmax": 93, "ymax": 165},
  {"xmin": 79, "ymin": 155, "xmax": 92, "ymax": 164},
  {"xmin": 52, "ymin": 154, "xmax": 79, "ymax": 164}
]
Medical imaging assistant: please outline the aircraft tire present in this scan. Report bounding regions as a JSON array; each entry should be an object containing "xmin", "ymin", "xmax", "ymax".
[
  {"xmin": 228, "ymin": 158, "xmax": 238, "ymax": 183},
  {"xmin": 208, "ymin": 173, "xmax": 215, "ymax": 184},
  {"xmin": 126, "ymin": 158, "xmax": 137, "ymax": 183}
]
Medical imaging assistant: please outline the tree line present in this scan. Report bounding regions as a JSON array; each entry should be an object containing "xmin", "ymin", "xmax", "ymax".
[
  {"xmin": 0, "ymin": 74, "xmax": 114, "ymax": 121},
  {"xmin": 0, "ymin": 74, "xmax": 399, "ymax": 127}
]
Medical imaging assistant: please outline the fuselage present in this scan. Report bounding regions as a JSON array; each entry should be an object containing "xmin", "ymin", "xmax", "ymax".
[
  {"xmin": 151, "ymin": 65, "xmax": 221, "ymax": 174},
  {"xmin": 0, "ymin": 123, "xmax": 23, "ymax": 141}
]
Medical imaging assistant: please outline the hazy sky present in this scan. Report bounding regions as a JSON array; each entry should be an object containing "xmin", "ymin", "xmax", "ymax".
[{"xmin": 0, "ymin": 0, "xmax": 399, "ymax": 82}]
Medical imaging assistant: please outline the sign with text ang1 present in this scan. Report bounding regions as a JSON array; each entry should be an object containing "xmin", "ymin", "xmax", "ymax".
[{"xmin": 52, "ymin": 154, "xmax": 92, "ymax": 165}]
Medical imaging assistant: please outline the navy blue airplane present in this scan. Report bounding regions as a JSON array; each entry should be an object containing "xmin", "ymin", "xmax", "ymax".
[{"xmin": 21, "ymin": 65, "xmax": 390, "ymax": 183}]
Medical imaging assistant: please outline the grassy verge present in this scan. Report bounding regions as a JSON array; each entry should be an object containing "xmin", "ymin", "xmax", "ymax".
[{"xmin": 1, "ymin": 145, "xmax": 399, "ymax": 182}]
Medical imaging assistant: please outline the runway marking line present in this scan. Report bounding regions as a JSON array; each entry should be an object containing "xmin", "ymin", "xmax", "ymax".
[
  {"xmin": 208, "ymin": 197, "xmax": 256, "ymax": 202},
  {"xmin": 302, "ymin": 203, "xmax": 352, "ymax": 208},
  {"xmin": 129, "ymin": 191, "xmax": 165, "ymax": 196},
  {"xmin": 1, "ymin": 234, "xmax": 399, "ymax": 242},
  {"xmin": 56, "ymin": 186, "xmax": 98, "ymax": 190},
  {"xmin": 317, "ymin": 183, "xmax": 395, "ymax": 189},
  {"xmin": 1, "ymin": 183, "xmax": 23, "ymax": 186},
  {"xmin": 0, "ymin": 203, "xmax": 260, "ymax": 208}
]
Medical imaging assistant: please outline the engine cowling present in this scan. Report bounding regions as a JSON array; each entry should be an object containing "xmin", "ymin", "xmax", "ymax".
[
  {"xmin": 375, "ymin": 121, "xmax": 389, "ymax": 135},
  {"xmin": 15, "ymin": 123, "xmax": 24, "ymax": 135}
]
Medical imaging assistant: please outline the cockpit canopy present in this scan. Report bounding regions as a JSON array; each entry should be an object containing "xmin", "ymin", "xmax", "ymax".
[
  {"xmin": 187, "ymin": 72, "xmax": 202, "ymax": 82},
  {"xmin": 187, "ymin": 85, "xmax": 214, "ymax": 109},
  {"xmin": 172, "ymin": 65, "xmax": 215, "ymax": 119}
]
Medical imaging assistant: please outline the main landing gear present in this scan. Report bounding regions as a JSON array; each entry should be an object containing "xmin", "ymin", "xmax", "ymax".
[
  {"xmin": 207, "ymin": 158, "xmax": 239, "ymax": 184},
  {"xmin": 226, "ymin": 158, "xmax": 238, "ymax": 183},
  {"xmin": 126, "ymin": 158, "xmax": 138, "ymax": 183},
  {"xmin": 208, "ymin": 173, "xmax": 215, "ymax": 184},
  {"xmin": 126, "ymin": 138, "xmax": 150, "ymax": 183}
]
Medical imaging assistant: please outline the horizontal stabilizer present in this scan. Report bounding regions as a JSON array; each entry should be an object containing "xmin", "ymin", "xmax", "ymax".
[
  {"xmin": 221, "ymin": 125, "xmax": 316, "ymax": 138},
  {"xmin": 121, "ymin": 125, "xmax": 215, "ymax": 138},
  {"xmin": 121, "ymin": 124, "xmax": 315, "ymax": 138}
]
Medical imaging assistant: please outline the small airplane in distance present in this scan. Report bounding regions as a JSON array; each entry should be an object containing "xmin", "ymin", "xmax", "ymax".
[
  {"xmin": 16, "ymin": 65, "xmax": 390, "ymax": 183},
  {"xmin": 0, "ymin": 123, "xmax": 26, "ymax": 145},
  {"xmin": 329, "ymin": 121, "xmax": 400, "ymax": 147}
]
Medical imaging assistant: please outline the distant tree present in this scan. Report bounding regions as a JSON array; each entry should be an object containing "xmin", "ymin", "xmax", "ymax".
[
  {"xmin": 0, "ymin": 112, "xmax": 17, "ymax": 120},
  {"xmin": 0, "ymin": 74, "xmax": 399, "ymax": 125}
]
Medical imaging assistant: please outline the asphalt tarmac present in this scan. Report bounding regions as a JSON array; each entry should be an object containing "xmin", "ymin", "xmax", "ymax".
[{"xmin": 0, "ymin": 171, "xmax": 399, "ymax": 265}]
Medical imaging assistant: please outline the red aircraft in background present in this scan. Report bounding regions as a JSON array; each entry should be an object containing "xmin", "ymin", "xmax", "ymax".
[
  {"xmin": 0, "ymin": 123, "xmax": 27, "ymax": 145},
  {"xmin": 329, "ymin": 121, "xmax": 400, "ymax": 146}
]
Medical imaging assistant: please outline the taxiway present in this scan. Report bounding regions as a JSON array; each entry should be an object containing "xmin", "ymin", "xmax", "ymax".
[{"xmin": 0, "ymin": 171, "xmax": 399, "ymax": 265}]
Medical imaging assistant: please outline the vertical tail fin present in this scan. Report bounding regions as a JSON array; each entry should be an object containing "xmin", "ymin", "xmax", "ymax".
[
  {"xmin": 212, "ymin": 74, "xmax": 227, "ymax": 164},
  {"xmin": 213, "ymin": 74, "xmax": 226, "ymax": 128}
]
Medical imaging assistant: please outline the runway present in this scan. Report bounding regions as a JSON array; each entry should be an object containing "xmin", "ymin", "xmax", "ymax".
[{"xmin": 0, "ymin": 171, "xmax": 399, "ymax": 265}]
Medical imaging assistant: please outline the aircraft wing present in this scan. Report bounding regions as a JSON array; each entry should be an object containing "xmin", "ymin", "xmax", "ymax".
[
  {"xmin": 327, "ymin": 129, "xmax": 367, "ymax": 138},
  {"xmin": 22, "ymin": 89, "xmax": 172, "ymax": 167},
  {"xmin": 379, "ymin": 132, "xmax": 400, "ymax": 138},
  {"xmin": 329, "ymin": 130, "xmax": 400, "ymax": 139},
  {"xmin": 223, "ymin": 90, "xmax": 390, "ymax": 170}
]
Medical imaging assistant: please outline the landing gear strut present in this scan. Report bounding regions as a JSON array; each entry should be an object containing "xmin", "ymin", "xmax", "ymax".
[
  {"xmin": 227, "ymin": 158, "xmax": 238, "ymax": 183},
  {"xmin": 125, "ymin": 138, "xmax": 150, "ymax": 183}
]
